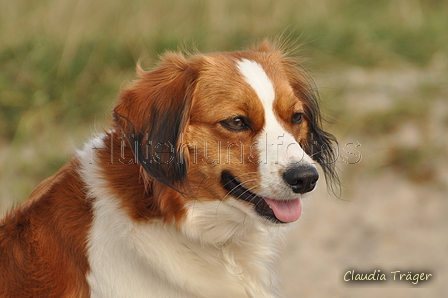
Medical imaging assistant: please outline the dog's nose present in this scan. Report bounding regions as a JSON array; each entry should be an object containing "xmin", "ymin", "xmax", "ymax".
[{"xmin": 282, "ymin": 165, "xmax": 319, "ymax": 194}]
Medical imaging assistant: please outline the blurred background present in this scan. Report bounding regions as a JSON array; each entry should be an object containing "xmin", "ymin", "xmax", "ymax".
[{"xmin": 0, "ymin": 0, "xmax": 447, "ymax": 296}]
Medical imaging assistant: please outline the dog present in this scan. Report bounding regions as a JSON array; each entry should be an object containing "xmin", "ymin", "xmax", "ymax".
[{"xmin": 0, "ymin": 42, "xmax": 338, "ymax": 298}]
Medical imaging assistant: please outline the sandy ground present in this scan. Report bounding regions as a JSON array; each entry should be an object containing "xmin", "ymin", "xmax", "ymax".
[{"xmin": 278, "ymin": 171, "xmax": 447, "ymax": 297}]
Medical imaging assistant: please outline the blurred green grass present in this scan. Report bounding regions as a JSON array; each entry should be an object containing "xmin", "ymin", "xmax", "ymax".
[{"xmin": 1, "ymin": 0, "xmax": 447, "ymax": 203}]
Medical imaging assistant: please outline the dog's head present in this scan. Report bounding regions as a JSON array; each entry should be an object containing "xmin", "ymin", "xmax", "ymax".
[{"xmin": 113, "ymin": 43, "xmax": 338, "ymax": 242}]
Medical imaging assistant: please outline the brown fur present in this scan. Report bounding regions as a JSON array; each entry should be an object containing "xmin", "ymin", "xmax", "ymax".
[
  {"xmin": 0, "ymin": 43, "xmax": 337, "ymax": 297},
  {"xmin": 0, "ymin": 159, "xmax": 92, "ymax": 298}
]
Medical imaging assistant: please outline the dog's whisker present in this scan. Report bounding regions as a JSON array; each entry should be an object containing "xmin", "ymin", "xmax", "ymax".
[
  {"xmin": 220, "ymin": 178, "xmax": 258, "ymax": 202},
  {"xmin": 217, "ymin": 178, "xmax": 258, "ymax": 216},
  {"xmin": 215, "ymin": 176, "xmax": 260, "ymax": 220},
  {"xmin": 220, "ymin": 172, "xmax": 257, "ymax": 189}
]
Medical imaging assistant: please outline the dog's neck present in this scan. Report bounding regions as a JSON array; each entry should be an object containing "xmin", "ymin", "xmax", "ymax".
[{"xmin": 77, "ymin": 132, "xmax": 283, "ymax": 298}]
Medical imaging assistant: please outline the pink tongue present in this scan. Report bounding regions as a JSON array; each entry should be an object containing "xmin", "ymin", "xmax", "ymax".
[{"xmin": 264, "ymin": 198, "xmax": 302, "ymax": 223}]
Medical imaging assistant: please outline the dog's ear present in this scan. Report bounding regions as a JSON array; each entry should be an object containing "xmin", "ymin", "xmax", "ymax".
[
  {"xmin": 282, "ymin": 57, "xmax": 340, "ymax": 195},
  {"xmin": 113, "ymin": 53, "xmax": 199, "ymax": 190}
]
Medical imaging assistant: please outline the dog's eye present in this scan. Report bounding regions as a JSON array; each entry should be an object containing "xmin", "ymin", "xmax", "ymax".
[
  {"xmin": 221, "ymin": 117, "xmax": 250, "ymax": 131},
  {"xmin": 292, "ymin": 113, "xmax": 305, "ymax": 124}
]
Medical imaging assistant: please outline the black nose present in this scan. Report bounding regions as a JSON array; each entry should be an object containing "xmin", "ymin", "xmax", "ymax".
[{"xmin": 282, "ymin": 165, "xmax": 319, "ymax": 194}]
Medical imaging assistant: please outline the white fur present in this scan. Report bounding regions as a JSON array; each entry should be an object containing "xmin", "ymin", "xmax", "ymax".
[
  {"xmin": 72, "ymin": 59, "xmax": 315, "ymax": 297},
  {"xmin": 237, "ymin": 59, "xmax": 315, "ymax": 199},
  {"xmin": 77, "ymin": 134, "xmax": 281, "ymax": 298}
]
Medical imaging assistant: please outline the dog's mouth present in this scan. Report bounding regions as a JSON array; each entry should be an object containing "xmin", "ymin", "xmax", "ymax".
[{"xmin": 221, "ymin": 171, "xmax": 302, "ymax": 224}]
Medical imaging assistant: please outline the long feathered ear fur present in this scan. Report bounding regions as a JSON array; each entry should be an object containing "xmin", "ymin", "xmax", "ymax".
[
  {"xmin": 281, "ymin": 57, "xmax": 341, "ymax": 196},
  {"xmin": 113, "ymin": 53, "xmax": 199, "ymax": 190}
]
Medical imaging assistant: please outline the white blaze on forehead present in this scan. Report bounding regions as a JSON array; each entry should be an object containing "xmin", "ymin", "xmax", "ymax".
[
  {"xmin": 236, "ymin": 58, "xmax": 306, "ymax": 161},
  {"xmin": 237, "ymin": 59, "xmax": 276, "ymax": 105},
  {"xmin": 236, "ymin": 58, "xmax": 314, "ymax": 199}
]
